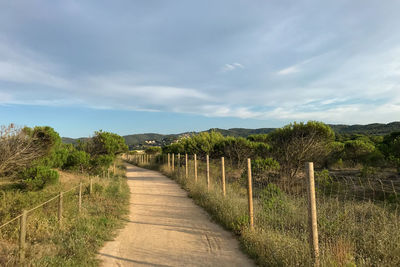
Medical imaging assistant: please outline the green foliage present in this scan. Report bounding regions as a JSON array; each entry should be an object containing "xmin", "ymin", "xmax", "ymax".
[
  {"xmin": 145, "ymin": 146, "xmax": 162, "ymax": 154},
  {"xmin": 89, "ymin": 154, "xmax": 114, "ymax": 172},
  {"xmin": 380, "ymin": 132, "xmax": 400, "ymax": 171},
  {"xmin": 20, "ymin": 165, "xmax": 59, "ymax": 191},
  {"xmin": 247, "ymin": 134, "xmax": 269, "ymax": 143},
  {"xmin": 163, "ymin": 142, "xmax": 185, "ymax": 154},
  {"xmin": 214, "ymin": 136, "xmax": 256, "ymax": 167},
  {"xmin": 89, "ymin": 131, "xmax": 128, "ymax": 156},
  {"xmin": 360, "ymin": 166, "xmax": 377, "ymax": 178},
  {"xmin": 259, "ymin": 183, "xmax": 288, "ymax": 211},
  {"xmin": 183, "ymin": 131, "xmax": 225, "ymax": 157},
  {"xmin": 252, "ymin": 158, "xmax": 280, "ymax": 172},
  {"xmin": 344, "ymin": 139, "xmax": 375, "ymax": 165},
  {"xmin": 268, "ymin": 121, "xmax": 335, "ymax": 180},
  {"xmin": 64, "ymin": 150, "xmax": 90, "ymax": 172},
  {"xmin": 29, "ymin": 126, "xmax": 62, "ymax": 155}
]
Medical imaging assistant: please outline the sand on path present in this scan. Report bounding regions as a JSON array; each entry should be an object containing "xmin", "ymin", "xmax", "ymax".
[{"xmin": 98, "ymin": 163, "xmax": 255, "ymax": 267}]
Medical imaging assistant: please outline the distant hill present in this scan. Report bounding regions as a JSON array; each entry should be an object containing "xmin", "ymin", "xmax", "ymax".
[
  {"xmin": 328, "ymin": 122, "xmax": 400, "ymax": 135},
  {"xmin": 206, "ymin": 127, "xmax": 276, "ymax": 137},
  {"xmin": 62, "ymin": 122, "xmax": 400, "ymax": 148},
  {"xmin": 61, "ymin": 137, "xmax": 88, "ymax": 144}
]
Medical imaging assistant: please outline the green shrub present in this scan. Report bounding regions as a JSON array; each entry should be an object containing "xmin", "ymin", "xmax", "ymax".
[
  {"xmin": 258, "ymin": 183, "xmax": 288, "ymax": 212},
  {"xmin": 360, "ymin": 166, "xmax": 377, "ymax": 178},
  {"xmin": 20, "ymin": 165, "xmax": 59, "ymax": 191},
  {"xmin": 63, "ymin": 150, "xmax": 90, "ymax": 172}
]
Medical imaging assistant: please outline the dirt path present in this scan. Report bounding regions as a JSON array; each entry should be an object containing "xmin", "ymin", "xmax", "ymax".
[{"xmin": 98, "ymin": 163, "xmax": 255, "ymax": 267}]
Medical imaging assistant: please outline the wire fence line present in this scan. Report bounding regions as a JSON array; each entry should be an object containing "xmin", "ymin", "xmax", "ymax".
[
  {"xmin": 0, "ymin": 176, "xmax": 95, "ymax": 264},
  {"xmin": 126, "ymin": 152, "xmax": 400, "ymax": 266}
]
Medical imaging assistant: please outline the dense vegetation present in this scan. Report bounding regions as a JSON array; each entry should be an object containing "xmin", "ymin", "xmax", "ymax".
[
  {"xmin": 0, "ymin": 124, "xmax": 130, "ymax": 265},
  {"xmin": 0, "ymin": 124, "xmax": 128, "ymax": 190},
  {"xmin": 162, "ymin": 121, "xmax": 400, "ymax": 175}
]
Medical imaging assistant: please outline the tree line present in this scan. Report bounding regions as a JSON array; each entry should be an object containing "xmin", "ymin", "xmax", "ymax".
[{"xmin": 162, "ymin": 121, "xmax": 400, "ymax": 183}]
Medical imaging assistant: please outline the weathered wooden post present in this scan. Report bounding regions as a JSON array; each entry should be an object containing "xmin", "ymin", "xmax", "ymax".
[
  {"xmin": 206, "ymin": 155, "xmax": 210, "ymax": 191},
  {"xmin": 221, "ymin": 157, "xmax": 226, "ymax": 197},
  {"xmin": 79, "ymin": 182, "xmax": 82, "ymax": 213},
  {"xmin": 90, "ymin": 177, "xmax": 93, "ymax": 195},
  {"xmin": 185, "ymin": 154, "xmax": 188, "ymax": 179},
  {"xmin": 1, "ymin": 190, "xmax": 5, "ymax": 209},
  {"xmin": 247, "ymin": 158, "xmax": 254, "ymax": 230},
  {"xmin": 113, "ymin": 162, "xmax": 116, "ymax": 175},
  {"xmin": 58, "ymin": 192, "xmax": 63, "ymax": 226},
  {"xmin": 306, "ymin": 162, "xmax": 320, "ymax": 266},
  {"xmin": 107, "ymin": 169, "xmax": 110, "ymax": 179},
  {"xmin": 168, "ymin": 153, "xmax": 171, "ymax": 171},
  {"xmin": 19, "ymin": 210, "xmax": 27, "ymax": 263},
  {"xmin": 178, "ymin": 153, "xmax": 181, "ymax": 177},
  {"xmin": 172, "ymin": 153, "xmax": 175, "ymax": 172},
  {"xmin": 194, "ymin": 154, "xmax": 198, "ymax": 182}
]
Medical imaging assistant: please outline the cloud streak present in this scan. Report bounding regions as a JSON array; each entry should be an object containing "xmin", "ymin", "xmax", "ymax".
[{"xmin": 0, "ymin": 0, "xmax": 400, "ymax": 126}]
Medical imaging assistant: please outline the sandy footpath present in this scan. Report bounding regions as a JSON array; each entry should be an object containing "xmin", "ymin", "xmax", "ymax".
[{"xmin": 98, "ymin": 163, "xmax": 255, "ymax": 267}]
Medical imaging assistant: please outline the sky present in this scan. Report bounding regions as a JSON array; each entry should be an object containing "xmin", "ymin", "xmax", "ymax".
[{"xmin": 0, "ymin": 0, "xmax": 399, "ymax": 137}]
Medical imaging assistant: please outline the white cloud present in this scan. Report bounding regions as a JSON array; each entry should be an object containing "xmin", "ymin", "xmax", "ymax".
[
  {"xmin": 0, "ymin": 40, "xmax": 71, "ymax": 88},
  {"xmin": 221, "ymin": 62, "xmax": 244, "ymax": 72},
  {"xmin": 276, "ymin": 65, "xmax": 299, "ymax": 75}
]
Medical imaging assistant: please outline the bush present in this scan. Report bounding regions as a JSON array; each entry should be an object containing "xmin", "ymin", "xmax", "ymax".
[
  {"xmin": 145, "ymin": 146, "xmax": 162, "ymax": 155},
  {"xmin": 20, "ymin": 165, "xmax": 59, "ymax": 191},
  {"xmin": 258, "ymin": 183, "xmax": 288, "ymax": 212},
  {"xmin": 63, "ymin": 150, "xmax": 90, "ymax": 172}
]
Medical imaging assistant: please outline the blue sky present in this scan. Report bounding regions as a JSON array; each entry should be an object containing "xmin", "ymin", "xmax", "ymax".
[{"xmin": 1, "ymin": 0, "xmax": 399, "ymax": 137}]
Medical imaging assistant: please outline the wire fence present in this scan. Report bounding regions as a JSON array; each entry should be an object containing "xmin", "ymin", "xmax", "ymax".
[
  {"xmin": 127, "ymin": 152, "xmax": 400, "ymax": 266},
  {"xmin": 0, "ymin": 176, "xmax": 95, "ymax": 265}
]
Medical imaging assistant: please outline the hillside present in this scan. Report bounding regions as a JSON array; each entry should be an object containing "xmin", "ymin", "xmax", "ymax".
[
  {"xmin": 329, "ymin": 122, "xmax": 400, "ymax": 135},
  {"xmin": 62, "ymin": 121, "xmax": 400, "ymax": 147}
]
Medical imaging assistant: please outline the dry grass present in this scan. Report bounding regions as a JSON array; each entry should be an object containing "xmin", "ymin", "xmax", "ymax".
[{"xmin": 0, "ymin": 158, "xmax": 129, "ymax": 266}]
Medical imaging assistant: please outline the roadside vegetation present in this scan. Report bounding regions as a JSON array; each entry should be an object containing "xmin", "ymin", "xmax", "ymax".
[
  {"xmin": 135, "ymin": 121, "xmax": 400, "ymax": 266},
  {"xmin": 0, "ymin": 124, "xmax": 129, "ymax": 266}
]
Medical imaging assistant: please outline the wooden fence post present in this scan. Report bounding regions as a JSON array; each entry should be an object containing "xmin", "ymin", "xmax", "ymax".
[
  {"xmin": 247, "ymin": 158, "xmax": 254, "ymax": 230},
  {"xmin": 107, "ymin": 169, "xmax": 110, "ymax": 179},
  {"xmin": 221, "ymin": 157, "xmax": 226, "ymax": 197},
  {"xmin": 306, "ymin": 162, "xmax": 320, "ymax": 266},
  {"xmin": 113, "ymin": 163, "xmax": 116, "ymax": 175},
  {"xmin": 206, "ymin": 155, "xmax": 210, "ymax": 191},
  {"xmin": 185, "ymin": 154, "xmax": 188, "ymax": 179},
  {"xmin": 58, "ymin": 192, "xmax": 63, "ymax": 226},
  {"xmin": 79, "ymin": 182, "xmax": 82, "ymax": 213},
  {"xmin": 168, "ymin": 153, "xmax": 170, "ymax": 170},
  {"xmin": 90, "ymin": 177, "xmax": 93, "ymax": 195},
  {"xmin": 1, "ymin": 190, "xmax": 5, "ymax": 209},
  {"xmin": 178, "ymin": 153, "xmax": 181, "ymax": 177},
  {"xmin": 194, "ymin": 154, "xmax": 198, "ymax": 182},
  {"xmin": 172, "ymin": 153, "xmax": 175, "ymax": 172},
  {"xmin": 19, "ymin": 210, "xmax": 27, "ymax": 263}
]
